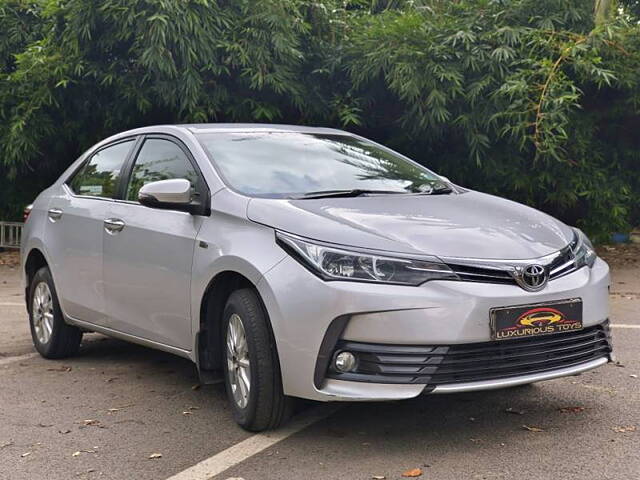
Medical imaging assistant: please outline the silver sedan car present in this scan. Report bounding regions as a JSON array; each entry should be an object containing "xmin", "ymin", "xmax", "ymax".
[{"xmin": 21, "ymin": 124, "xmax": 613, "ymax": 431}]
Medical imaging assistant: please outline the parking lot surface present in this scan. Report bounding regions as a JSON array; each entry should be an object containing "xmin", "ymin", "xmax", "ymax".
[{"xmin": 0, "ymin": 248, "xmax": 638, "ymax": 480}]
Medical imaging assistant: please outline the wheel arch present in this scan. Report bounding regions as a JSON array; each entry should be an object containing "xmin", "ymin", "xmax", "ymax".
[
  {"xmin": 24, "ymin": 248, "xmax": 50, "ymax": 310},
  {"xmin": 196, "ymin": 270, "xmax": 258, "ymax": 378}
]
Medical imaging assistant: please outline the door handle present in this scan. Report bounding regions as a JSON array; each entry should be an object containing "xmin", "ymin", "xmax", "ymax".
[
  {"xmin": 47, "ymin": 208, "xmax": 63, "ymax": 221},
  {"xmin": 104, "ymin": 218, "xmax": 125, "ymax": 234}
]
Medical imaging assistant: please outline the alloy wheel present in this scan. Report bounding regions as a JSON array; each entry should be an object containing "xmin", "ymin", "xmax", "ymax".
[
  {"xmin": 226, "ymin": 313, "xmax": 252, "ymax": 409},
  {"xmin": 32, "ymin": 282, "xmax": 54, "ymax": 344}
]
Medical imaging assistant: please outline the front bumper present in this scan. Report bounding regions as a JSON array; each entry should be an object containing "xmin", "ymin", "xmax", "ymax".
[
  {"xmin": 327, "ymin": 322, "xmax": 611, "ymax": 387},
  {"xmin": 257, "ymin": 256, "xmax": 612, "ymax": 402}
]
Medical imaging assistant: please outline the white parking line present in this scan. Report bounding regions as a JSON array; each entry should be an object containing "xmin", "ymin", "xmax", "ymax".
[
  {"xmin": 611, "ymin": 324, "xmax": 640, "ymax": 329},
  {"xmin": 0, "ymin": 352, "xmax": 38, "ymax": 367},
  {"xmin": 165, "ymin": 405, "xmax": 340, "ymax": 480}
]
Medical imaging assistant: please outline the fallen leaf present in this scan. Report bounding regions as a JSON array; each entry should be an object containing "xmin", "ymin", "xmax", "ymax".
[
  {"xmin": 191, "ymin": 384, "xmax": 201, "ymax": 391},
  {"xmin": 59, "ymin": 429, "xmax": 71, "ymax": 434},
  {"xmin": 21, "ymin": 452, "xmax": 31, "ymax": 458},
  {"xmin": 37, "ymin": 423, "xmax": 54, "ymax": 428},
  {"xmin": 613, "ymin": 426, "xmax": 637, "ymax": 433},
  {"xmin": 1, "ymin": 441, "xmax": 14, "ymax": 449},
  {"xmin": 372, "ymin": 476, "xmax": 386, "ymax": 480},
  {"xmin": 187, "ymin": 406, "xmax": 200, "ymax": 411},
  {"xmin": 47, "ymin": 366, "xmax": 72, "ymax": 372},
  {"xmin": 182, "ymin": 411, "xmax": 192, "ymax": 415},
  {"xmin": 505, "ymin": 407, "xmax": 526, "ymax": 415},
  {"xmin": 522, "ymin": 425, "xmax": 545, "ymax": 432},
  {"xmin": 630, "ymin": 374, "xmax": 638, "ymax": 379},
  {"xmin": 402, "ymin": 468, "xmax": 422, "ymax": 477},
  {"xmin": 615, "ymin": 362, "xmax": 625, "ymax": 368},
  {"xmin": 149, "ymin": 453, "xmax": 163, "ymax": 459},
  {"xmin": 107, "ymin": 408, "xmax": 119, "ymax": 413},
  {"xmin": 81, "ymin": 419, "xmax": 105, "ymax": 429},
  {"xmin": 558, "ymin": 406, "xmax": 586, "ymax": 413},
  {"xmin": 72, "ymin": 449, "xmax": 96, "ymax": 457}
]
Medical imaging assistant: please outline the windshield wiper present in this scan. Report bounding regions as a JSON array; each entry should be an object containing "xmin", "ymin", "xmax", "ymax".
[
  {"xmin": 294, "ymin": 189, "xmax": 409, "ymax": 199},
  {"xmin": 415, "ymin": 185, "xmax": 454, "ymax": 195}
]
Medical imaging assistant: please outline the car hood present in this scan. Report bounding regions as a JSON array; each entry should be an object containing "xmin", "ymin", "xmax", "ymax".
[{"xmin": 246, "ymin": 191, "xmax": 574, "ymax": 260}]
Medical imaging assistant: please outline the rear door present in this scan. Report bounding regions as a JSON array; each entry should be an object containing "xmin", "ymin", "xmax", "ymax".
[
  {"xmin": 44, "ymin": 139, "xmax": 136, "ymax": 325},
  {"xmin": 102, "ymin": 135, "xmax": 206, "ymax": 349}
]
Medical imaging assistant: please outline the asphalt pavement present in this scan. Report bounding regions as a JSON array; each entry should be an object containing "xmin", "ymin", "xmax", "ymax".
[{"xmin": 0, "ymin": 249, "xmax": 638, "ymax": 480}]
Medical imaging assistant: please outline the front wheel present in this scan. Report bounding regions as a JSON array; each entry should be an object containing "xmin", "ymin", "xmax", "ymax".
[
  {"xmin": 222, "ymin": 288, "xmax": 293, "ymax": 431},
  {"xmin": 28, "ymin": 266, "xmax": 82, "ymax": 358}
]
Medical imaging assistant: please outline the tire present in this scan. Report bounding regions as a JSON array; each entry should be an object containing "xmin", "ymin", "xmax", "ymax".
[
  {"xmin": 222, "ymin": 288, "xmax": 293, "ymax": 431},
  {"xmin": 28, "ymin": 266, "xmax": 82, "ymax": 359}
]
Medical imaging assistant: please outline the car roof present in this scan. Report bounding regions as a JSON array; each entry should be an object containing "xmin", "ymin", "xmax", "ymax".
[
  {"xmin": 179, "ymin": 123, "xmax": 348, "ymax": 135},
  {"xmin": 94, "ymin": 123, "xmax": 352, "ymax": 155}
]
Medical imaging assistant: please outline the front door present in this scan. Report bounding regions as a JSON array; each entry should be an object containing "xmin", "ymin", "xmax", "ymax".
[
  {"xmin": 102, "ymin": 136, "xmax": 205, "ymax": 350},
  {"xmin": 44, "ymin": 139, "xmax": 135, "ymax": 326}
]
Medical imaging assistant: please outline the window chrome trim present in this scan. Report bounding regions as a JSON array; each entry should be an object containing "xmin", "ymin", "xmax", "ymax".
[{"xmin": 61, "ymin": 183, "xmax": 114, "ymax": 203}]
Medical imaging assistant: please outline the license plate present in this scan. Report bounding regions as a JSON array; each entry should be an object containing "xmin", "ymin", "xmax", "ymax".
[{"xmin": 490, "ymin": 299, "xmax": 583, "ymax": 341}]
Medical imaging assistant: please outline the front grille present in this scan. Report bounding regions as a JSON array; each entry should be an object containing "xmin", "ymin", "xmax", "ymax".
[
  {"xmin": 448, "ymin": 263, "xmax": 515, "ymax": 285},
  {"xmin": 445, "ymin": 238, "xmax": 581, "ymax": 288},
  {"xmin": 327, "ymin": 322, "xmax": 611, "ymax": 385},
  {"xmin": 548, "ymin": 242, "xmax": 579, "ymax": 280}
]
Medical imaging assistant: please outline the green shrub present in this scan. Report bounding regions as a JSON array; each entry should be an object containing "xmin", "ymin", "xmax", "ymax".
[{"xmin": 1, "ymin": 0, "xmax": 638, "ymax": 240}]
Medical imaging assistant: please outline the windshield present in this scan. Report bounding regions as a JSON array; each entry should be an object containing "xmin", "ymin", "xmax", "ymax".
[{"xmin": 195, "ymin": 131, "xmax": 445, "ymax": 198}]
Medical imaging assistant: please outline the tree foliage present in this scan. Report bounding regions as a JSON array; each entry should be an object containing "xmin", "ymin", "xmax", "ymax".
[{"xmin": 1, "ymin": 0, "xmax": 639, "ymax": 239}]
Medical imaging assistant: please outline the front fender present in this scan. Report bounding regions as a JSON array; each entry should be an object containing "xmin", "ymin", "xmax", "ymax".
[{"xmin": 190, "ymin": 190, "xmax": 287, "ymax": 350}]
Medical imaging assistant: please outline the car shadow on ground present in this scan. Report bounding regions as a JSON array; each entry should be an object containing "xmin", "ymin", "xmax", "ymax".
[{"xmin": 70, "ymin": 333, "xmax": 609, "ymax": 438}]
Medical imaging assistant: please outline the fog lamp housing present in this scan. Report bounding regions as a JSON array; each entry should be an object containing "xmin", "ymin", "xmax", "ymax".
[{"xmin": 333, "ymin": 351, "xmax": 357, "ymax": 373}]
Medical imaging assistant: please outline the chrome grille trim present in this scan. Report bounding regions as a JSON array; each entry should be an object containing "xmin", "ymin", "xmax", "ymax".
[
  {"xmin": 441, "ymin": 239, "xmax": 582, "ymax": 287},
  {"xmin": 549, "ymin": 258, "xmax": 578, "ymax": 277}
]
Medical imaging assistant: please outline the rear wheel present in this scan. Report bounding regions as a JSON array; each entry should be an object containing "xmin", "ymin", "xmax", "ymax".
[
  {"xmin": 28, "ymin": 266, "xmax": 82, "ymax": 358},
  {"xmin": 222, "ymin": 288, "xmax": 293, "ymax": 431}
]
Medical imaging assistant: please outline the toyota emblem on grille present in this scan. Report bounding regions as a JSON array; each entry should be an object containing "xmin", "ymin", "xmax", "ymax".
[{"xmin": 513, "ymin": 264, "xmax": 548, "ymax": 292}]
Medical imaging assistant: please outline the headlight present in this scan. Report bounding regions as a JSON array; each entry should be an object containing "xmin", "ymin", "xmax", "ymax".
[
  {"xmin": 276, "ymin": 231, "xmax": 458, "ymax": 286},
  {"xmin": 571, "ymin": 228, "xmax": 596, "ymax": 268}
]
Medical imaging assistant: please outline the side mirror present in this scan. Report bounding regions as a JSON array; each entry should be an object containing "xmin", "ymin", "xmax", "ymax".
[{"xmin": 138, "ymin": 179, "xmax": 193, "ymax": 212}]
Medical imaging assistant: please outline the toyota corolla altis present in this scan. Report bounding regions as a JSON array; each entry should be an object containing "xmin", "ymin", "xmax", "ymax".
[{"xmin": 21, "ymin": 124, "xmax": 613, "ymax": 431}]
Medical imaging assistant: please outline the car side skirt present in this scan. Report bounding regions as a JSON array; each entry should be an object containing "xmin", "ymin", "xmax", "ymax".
[{"xmin": 65, "ymin": 315, "xmax": 194, "ymax": 361}]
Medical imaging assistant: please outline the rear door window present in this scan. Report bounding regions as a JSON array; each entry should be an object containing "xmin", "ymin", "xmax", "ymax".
[{"xmin": 68, "ymin": 140, "xmax": 134, "ymax": 198}]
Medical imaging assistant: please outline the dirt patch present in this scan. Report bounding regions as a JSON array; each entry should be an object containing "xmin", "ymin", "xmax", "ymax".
[
  {"xmin": 597, "ymin": 244, "xmax": 640, "ymax": 267},
  {"xmin": 0, "ymin": 250, "xmax": 20, "ymax": 268}
]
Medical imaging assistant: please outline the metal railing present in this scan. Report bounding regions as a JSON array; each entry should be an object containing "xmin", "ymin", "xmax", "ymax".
[{"xmin": 0, "ymin": 222, "xmax": 23, "ymax": 249}]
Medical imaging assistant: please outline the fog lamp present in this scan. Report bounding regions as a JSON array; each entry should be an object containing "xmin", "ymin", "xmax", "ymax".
[{"xmin": 334, "ymin": 351, "xmax": 357, "ymax": 372}]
